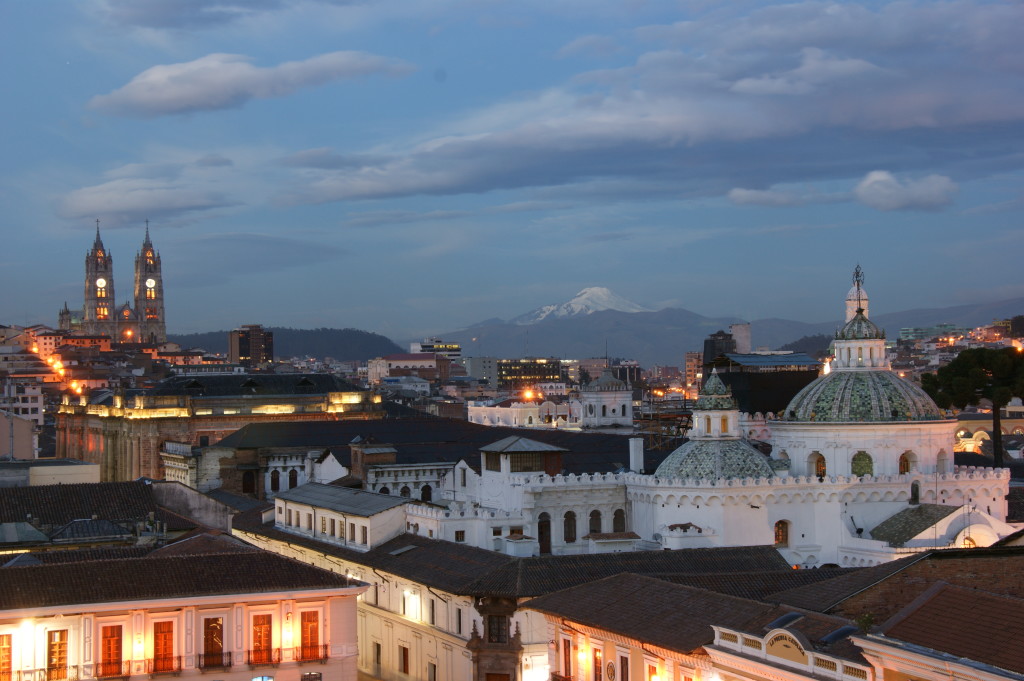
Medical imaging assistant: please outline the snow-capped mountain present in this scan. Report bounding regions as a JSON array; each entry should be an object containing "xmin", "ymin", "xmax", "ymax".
[{"xmin": 511, "ymin": 287, "xmax": 652, "ymax": 325}]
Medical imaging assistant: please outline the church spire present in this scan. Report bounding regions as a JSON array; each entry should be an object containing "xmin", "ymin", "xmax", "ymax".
[
  {"xmin": 143, "ymin": 219, "xmax": 152, "ymax": 248},
  {"xmin": 93, "ymin": 218, "xmax": 104, "ymax": 249},
  {"xmin": 845, "ymin": 264, "xmax": 870, "ymax": 323}
]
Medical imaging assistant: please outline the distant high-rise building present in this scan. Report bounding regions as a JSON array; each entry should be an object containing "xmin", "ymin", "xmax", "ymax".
[
  {"xmin": 497, "ymin": 358, "xmax": 563, "ymax": 390},
  {"xmin": 229, "ymin": 324, "xmax": 274, "ymax": 367},
  {"xmin": 59, "ymin": 221, "xmax": 167, "ymax": 343},
  {"xmin": 410, "ymin": 337, "xmax": 462, "ymax": 360},
  {"xmin": 684, "ymin": 351, "xmax": 703, "ymax": 396},
  {"xmin": 702, "ymin": 330, "xmax": 736, "ymax": 365},
  {"xmin": 730, "ymin": 323, "xmax": 752, "ymax": 354}
]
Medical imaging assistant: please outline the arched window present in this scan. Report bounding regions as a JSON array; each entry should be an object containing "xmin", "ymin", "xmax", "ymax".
[
  {"xmin": 288, "ymin": 469, "xmax": 298, "ymax": 489},
  {"xmin": 420, "ymin": 485, "xmax": 432, "ymax": 503},
  {"xmin": 705, "ymin": 416, "xmax": 711, "ymax": 434},
  {"xmin": 602, "ymin": 405, "xmax": 607, "ymax": 417},
  {"xmin": 910, "ymin": 481, "xmax": 920, "ymax": 505},
  {"xmin": 809, "ymin": 452, "xmax": 826, "ymax": 478},
  {"xmin": 899, "ymin": 451, "xmax": 917, "ymax": 474},
  {"xmin": 936, "ymin": 450, "xmax": 950, "ymax": 474},
  {"xmin": 851, "ymin": 451, "xmax": 874, "ymax": 477},
  {"xmin": 527, "ymin": 416, "xmax": 533, "ymax": 425},
  {"xmin": 538, "ymin": 513, "xmax": 551, "ymax": 554},
  {"xmin": 720, "ymin": 415, "xmax": 728, "ymax": 434},
  {"xmin": 242, "ymin": 471, "xmax": 256, "ymax": 494},
  {"xmin": 612, "ymin": 509, "xmax": 626, "ymax": 533},
  {"xmin": 563, "ymin": 511, "xmax": 577, "ymax": 543},
  {"xmin": 379, "ymin": 487, "xmax": 390, "ymax": 495},
  {"xmin": 400, "ymin": 486, "xmax": 411, "ymax": 498},
  {"xmin": 270, "ymin": 469, "xmax": 280, "ymax": 492},
  {"xmin": 774, "ymin": 520, "xmax": 790, "ymax": 547},
  {"xmin": 589, "ymin": 510, "xmax": 602, "ymax": 535}
]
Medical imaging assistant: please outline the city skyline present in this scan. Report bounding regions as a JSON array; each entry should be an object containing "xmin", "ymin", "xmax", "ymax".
[{"xmin": 2, "ymin": 1, "xmax": 1023, "ymax": 339}]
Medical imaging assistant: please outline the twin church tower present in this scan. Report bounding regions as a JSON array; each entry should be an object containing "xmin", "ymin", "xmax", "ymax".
[{"xmin": 58, "ymin": 221, "xmax": 167, "ymax": 343}]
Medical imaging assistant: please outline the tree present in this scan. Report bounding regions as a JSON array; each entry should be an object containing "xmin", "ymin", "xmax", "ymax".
[{"xmin": 922, "ymin": 347, "xmax": 1024, "ymax": 467}]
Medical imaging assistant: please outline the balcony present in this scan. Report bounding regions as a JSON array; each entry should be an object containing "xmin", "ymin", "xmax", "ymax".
[
  {"xmin": 294, "ymin": 645, "xmax": 328, "ymax": 663},
  {"xmin": 145, "ymin": 657, "xmax": 181, "ymax": 675},
  {"xmin": 95, "ymin": 661, "xmax": 131, "ymax": 679},
  {"xmin": 197, "ymin": 652, "xmax": 232, "ymax": 670},
  {"xmin": 551, "ymin": 675, "xmax": 573, "ymax": 681},
  {"xmin": 11, "ymin": 669, "xmax": 80, "ymax": 681},
  {"xmin": 245, "ymin": 649, "xmax": 281, "ymax": 667}
]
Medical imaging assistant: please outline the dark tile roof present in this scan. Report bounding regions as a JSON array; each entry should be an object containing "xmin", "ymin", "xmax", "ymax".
[
  {"xmin": 213, "ymin": 417, "xmax": 667, "ymax": 474},
  {"xmin": 0, "ymin": 481, "xmax": 159, "ymax": 525},
  {"xmin": 49, "ymin": 518, "xmax": 131, "ymax": 540},
  {"xmin": 204, "ymin": 488, "xmax": 272, "ymax": 512},
  {"xmin": 23, "ymin": 547, "xmax": 154, "ymax": 563},
  {"xmin": 651, "ymin": 568, "xmax": 858, "ymax": 602},
  {"xmin": 466, "ymin": 545, "xmax": 792, "ymax": 598},
  {"xmin": 768, "ymin": 554, "xmax": 927, "ymax": 611},
  {"xmin": 149, "ymin": 373, "xmax": 363, "ymax": 397},
  {"xmin": 0, "ymin": 551, "xmax": 359, "ymax": 610},
  {"xmin": 234, "ymin": 510, "xmax": 787, "ymax": 598},
  {"xmin": 869, "ymin": 504, "xmax": 960, "ymax": 547},
  {"xmin": 876, "ymin": 583, "xmax": 1024, "ymax": 674},
  {"xmin": 525, "ymin": 573, "xmax": 775, "ymax": 653},
  {"xmin": 150, "ymin": 530, "xmax": 261, "ymax": 557}
]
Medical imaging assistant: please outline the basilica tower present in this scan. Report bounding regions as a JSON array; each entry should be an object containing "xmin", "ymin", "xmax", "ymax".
[
  {"xmin": 82, "ymin": 220, "xmax": 115, "ymax": 333},
  {"xmin": 133, "ymin": 223, "xmax": 167, "ymax": 343}
]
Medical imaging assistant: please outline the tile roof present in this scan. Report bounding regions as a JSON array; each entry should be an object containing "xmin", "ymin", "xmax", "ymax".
[
  {"xmin": 651, "ymin": 568, "xmax": 858, "ymax": 602},
  {"xmin": 202, "ymin": 488, "xmax": 269, "ymax": 512},
  {"xmin": 876, "ymin": 583, "xmax": 1024, "ymax": 674},
  {"xmin": 212, "ymin": 417, "xmax": 668, "ymax": 475},
  {"xmin": 275, "ymin": 483, "xmax": 409, "ymax": 516},
  {"xmin": 49, "ymin": 518, "xmax": 131, "ymax": 540},
  {"xmin": 767, "ymin": 554, "xmax": 927, "ymax": 611},
  {"xmin": 0, "ymin": 522, "xmax": 49, "ymax": 544},
  {"xmin": 0, "ymin": 551, "xmax": 360, "ymax": 610},
  {"xmin": 480, "ymin": 436, "xmax": 568, "ymax": 453},
  {"xmin": 869, "ymin": 504, "xmax": 960, "ymax": 547},
  {"xmin": 150, "ymin": 530, "xmax": 261, "ymax": 557},
  {"xmin": 466, "ymin": 544, "xmax": 792, "ymax": 598},
  {"xmin": 149, "ymin": 373, "xmax": 363, "ymax": 396},
  {"xmin": 0, "ymin": 481, "xmax": 159, "ymax": 526},
  {"xmin": 525, "ymin": 573, "xmax": 775, "ymax": 654}
]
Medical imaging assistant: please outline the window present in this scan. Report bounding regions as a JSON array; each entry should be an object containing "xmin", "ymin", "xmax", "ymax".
[
  {"xmin": 455, "ymin": 530, "xmax": 466, "ymax": 543},
  {"xmin": 421, "ymin": 485, "xmax": 433, "ymax": 502},
  {"xmin": 202, "ymin": 618, "xmax": 224, "ymax": 668},
  {"xmin": 910, "ymin": 481, "xmax": 920, "ymax": 505},
  {"xmin": 361, "ymin": 526, "xmax": 368, "ymax": 544},
  {"xmin": 594, "ymin": 649, "xmax": 603, "ymax": 681},
  {"xmin": 461, "ymin": 468, "xmax": 467, "ymax": 487},
  {"xmin": 251, "ymin": 614, "xmax": 273, "ymax": 664},
  {"xmin": 456, "ymin": 608, "xmax": 463, "ymax": 635},
  {"xmin": 48, "ymin": 630, "xmax": 68, "ymax": 680},
  {"xmin": 289, "ymin": 470, "xmax": 298, "ymax": 489},
  {"xmin": 589, "ymin": 510, "xmax": 602, "ymax": 535},
  {"xmin": 99, "ymin": 626, "xmax": 123, "ymax": 677},
  {"xmin": 774, "ymin": 520, "xmax": 790, "ymax": 548},
  {"xmin": 1, "ymin": 634, "xmax": 11, "ymax": 681},
  {"xmin": 373, "ymin": 642, "xmax": 382, "ymax": 666},
  {"xmin": 399, "ymin": 646, "xmax": 410, "ymax": 675},
  {"xmin": 485, "ymin": 452, "xmax": 501, "ymax": 471},
  {"xmin": 564, "ymin": 511, "xmax": 577, "ymax": 543},
  {"xmin": 242, "ymin": 471, "xmax": 256, "ymax": 494},
  {"xmin": 429, "ymin": 599, "xmax": 436, "ymax": 625},
  {"xmin": 899, "ymin": 451, "xmax": 917, "ymax": 474},
  {"xmin": 562, "ymin": 640, "xmax": 572, "ymax": 676},
  {"xmin": 350, "ymin": 523, "xmax": 356, "ymax": 541},
  {"xmin": 400, "ymin": 486, "xmax": 411, "ymax": 498},
  {"xmin": 153, "ymin": 621, "xmax": 175, "ymax": 672},
  {"xmin": 271, "ymin": 470, "xmax": 280, "ymax": 492},
  {"xmin": 811, "ymin": 452, "xmax": 826, "ymax": 478},
  {"xmin": 613, "ymin": 509, "xmax": 626, "ymax": 533},
  {"xmin": 487, "ymin": 616, "xmax": 509, "ymax": 644},
  {"xmin": 330, "ymin": 518, "xmax": 336, "ymax": 536},
  {"xmin": 647, "ymin": 665, "xmax": 658, "ymax": 681},
  {"xmin": 427, "ymin": 662, "xmax": 437, "ymax": 681},
  {"xmin": 510, "ymin": 453, "xmax": 543, "ymax": 472},
  {"xmin": 321, "ymin": 517, "xmax": 327, "ymax": 534},
  {"xmin": 299, "ymin": 612, "xmax": 320, "ymax": 661},
  {"xmin": 620, "ymin": 655, "xmax": 629, "ymax": 681},
  {"xmin": 379, "ymin": 487, "xmax": 390, "ymax": 495},
  {"xmin": 721, "ymin": 415, "xmax": 729, "ymax": 433}
]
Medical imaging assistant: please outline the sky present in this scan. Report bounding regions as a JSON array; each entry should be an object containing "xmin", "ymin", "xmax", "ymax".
[{"xmin": 1, "ymin": 0, "xmax": 1023, "ymax": 341}]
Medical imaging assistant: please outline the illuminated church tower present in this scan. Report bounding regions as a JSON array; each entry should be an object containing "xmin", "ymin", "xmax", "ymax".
[
  {"xmin": 82, "ymin": 220, "xmax": 115, "ymax": 331},
  {"xmin": 133, "ymin": 223, "xmax": 167, "ymax": 343}
]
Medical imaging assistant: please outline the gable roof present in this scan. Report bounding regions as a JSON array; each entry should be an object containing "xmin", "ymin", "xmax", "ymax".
[
  {"xmin": 0, "ymin": 481, "xmax": 159, "ymax": 526},
  {"xmin": 0, "ymin": 551, "xmax": 360, "ymax": 610},
  {"xmin": 874, "ymin": 583, "xmax": 1024, "ymax": 674},
  {"xmin": 480, "ymin": 436, "xmax": 568, "ymax": 453}
]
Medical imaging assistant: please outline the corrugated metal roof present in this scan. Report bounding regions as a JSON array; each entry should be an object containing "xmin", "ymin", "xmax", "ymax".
[
  {"xmin": 275, "ymin": 482, "xmax": 408, "ymax": 516},
  {"xmin": 723, "ymin": 353, "xmax": 821, "ymax": 367},
  {"xmin": 480, "ymin": 436, "xmax": 568, "ymax": 453}
]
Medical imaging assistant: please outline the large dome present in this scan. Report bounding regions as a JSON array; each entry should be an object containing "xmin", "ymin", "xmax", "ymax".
[
  {"xmin": 655, "ymin": 439, "xmax": 775, "ymax": 480},
  {"xmin": 783, "ymin": 370, "xmax": 943, "ymax": 422}
]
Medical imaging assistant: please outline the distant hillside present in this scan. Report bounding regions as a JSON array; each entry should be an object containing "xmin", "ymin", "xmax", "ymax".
[{"xmin": 168, "ymin": 327, "xmax": 403, "ymax": 361}]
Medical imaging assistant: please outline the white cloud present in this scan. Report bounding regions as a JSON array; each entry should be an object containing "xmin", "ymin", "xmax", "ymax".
[
  {"xmin": 728, "ymin": 188, "xmax": 806, "ymax": 206},
  {"xmin": 59, "ymin": 177, "xmax": 234, "ymax": 225},
  {"xmin": 89, "ymin": 51, "xmax": 415, "ymax": 118},
  {"xmin": 731, "ymin": 47, "xmax": 884, "ymax": 95},
  {"xmin": 854, "ymin": 171, "xmax": 958, "ymax": 211},
  {"xmin": 556, "ymin": 34, "xmax": 621, "ymax": 59}
]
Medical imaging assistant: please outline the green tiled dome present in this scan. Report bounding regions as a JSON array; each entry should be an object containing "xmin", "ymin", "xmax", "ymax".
[
  {"xmin": 695, "ymin": 372, "xmax": 736, "ymax": 410},
  {"xmin": 655, "ymin": 439, "xmax": 775, "ymax": 480},
  {"xmin": 836, "ymin": 310, "xmax": 885, "ymax": 340},
  {"xmin": 783, "ymin": 370, "xmax": 943, "ymax": 422}
]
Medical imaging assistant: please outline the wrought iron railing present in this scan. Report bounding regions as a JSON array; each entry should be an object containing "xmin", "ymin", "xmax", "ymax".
[
  {"xmin": 197, "ymin": 652, "xmax": 232, "ymax": 670},
  {"xmin": 551, "ymin": 674, "xmax": 574, "ymax": 681},
  {"xmin": 95, "ymin": 661, "xmax": 131, "ymax": 678},
  {"xmin": 294, "ymin": 645, "xmax": 328, "ymax": 662},
  {"xmin": 245, "ymin": 649, "xmax": 281, "ymax": 666},
  {"xmin": 13, "ymin": 668, "xmax": 81, "ymax": 681},
  {"xmin": 145, "ymin": 656, "xmax": 181, "ymax": 675}
]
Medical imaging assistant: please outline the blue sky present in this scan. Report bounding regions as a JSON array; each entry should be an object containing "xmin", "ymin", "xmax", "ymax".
[{"xmin": 1, "ymin": 0, "xmax": 1022, "ymax": 340}]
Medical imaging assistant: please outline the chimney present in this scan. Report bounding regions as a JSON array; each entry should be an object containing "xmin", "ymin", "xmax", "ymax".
[{"xmin": 628, "ymin": 438, "xmax": 644, "ymax": 473}]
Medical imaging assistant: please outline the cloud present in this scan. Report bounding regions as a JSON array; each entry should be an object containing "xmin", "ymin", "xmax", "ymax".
[
  {"xmin": 556, "ymin": 35, "xmax": 621, "ymax": 59},
  {"xmin": 343, "ymin": 209, "xmax": 472, "ymax": 228},
  {"xmin": 95, "ymin": 0, "xmax": 288, "ymax": 29},
  {"xmin": 728, "ymin": 186, "xmax": 849, "ymax": 207},
  {"xmin": 195, "ymin": 154, "xmax": 234, "ymax": 167},
  {"xmin": 59, "ymin": 177, "xmax": 235, "ymax": 225},
  {"xmin": 89, "ymin": 51, "xmax": 415, "ymax": 118},
  {"xmin": 731, "ymin": 47, "xmax": 884, "ymax": 96},
  {"xmin": 854, "ymin": 171, "xmax": 958, "ymax": 211},
  {"xmin": 278, "ymin": 148, "xmax": 390, "ymax": 169}
]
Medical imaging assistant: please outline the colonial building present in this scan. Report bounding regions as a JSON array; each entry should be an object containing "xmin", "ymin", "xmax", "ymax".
[{"xmin": 59, "ymin": 223, "xmax": 167, "ymax": 343}]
